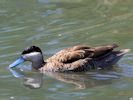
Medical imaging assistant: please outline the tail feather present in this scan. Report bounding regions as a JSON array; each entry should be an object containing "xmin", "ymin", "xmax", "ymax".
[
  {"xmin": 94, "ymin": 48, "xmax": 130, "ymax": 68},
  {"xmin": 117, "ymin": 49, "xmax": 130, "ymax": 56}
]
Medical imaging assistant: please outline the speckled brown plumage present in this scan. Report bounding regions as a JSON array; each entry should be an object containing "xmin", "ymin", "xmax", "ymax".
[{"xmin": 38, "ymin": 43, "xmax": 129, "ymax": 72}]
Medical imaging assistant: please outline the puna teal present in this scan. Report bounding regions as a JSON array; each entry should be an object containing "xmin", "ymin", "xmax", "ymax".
[{"xmin": 9, "ymin": 43, "xmax": 130, "ymax": 72}]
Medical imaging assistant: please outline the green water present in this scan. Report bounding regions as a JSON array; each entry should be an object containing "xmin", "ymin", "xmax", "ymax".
[{"xmin": 0, "ymin": 0, "xmax": 133, "ymax": 100}]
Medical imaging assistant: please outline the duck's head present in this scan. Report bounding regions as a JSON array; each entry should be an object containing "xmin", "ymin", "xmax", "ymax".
[{"xmin": 9, "ymin": 46, "xmax": 44, "ymax": 69}]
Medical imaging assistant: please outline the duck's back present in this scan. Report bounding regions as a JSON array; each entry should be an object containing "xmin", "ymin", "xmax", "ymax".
[{"xmin": 46, "ymin": 44, "xmax": 118, "ymax": 63}]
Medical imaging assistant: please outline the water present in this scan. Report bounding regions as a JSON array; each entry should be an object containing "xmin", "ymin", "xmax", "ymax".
[{"xmin": 0, "ymin": 0, "xmax": 133, "ymax": 100}]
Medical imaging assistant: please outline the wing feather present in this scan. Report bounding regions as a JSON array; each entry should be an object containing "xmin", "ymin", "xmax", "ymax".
[{"xmin": 46, "ymin": 43, "xmax": 118, "ymax": 63}]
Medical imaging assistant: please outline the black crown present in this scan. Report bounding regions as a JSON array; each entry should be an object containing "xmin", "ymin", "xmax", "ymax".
[{"xmin": 22, "ymin": 46, "xmax": 42, "ymax": 55}]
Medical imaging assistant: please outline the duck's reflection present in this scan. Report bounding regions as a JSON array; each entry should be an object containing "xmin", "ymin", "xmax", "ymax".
[
  {"xmin": 9, "ymin": 68, "xmax": 43, "ymax": 89},
  {"xmin": 44, "ymin": 71, "xmax": 120, "ymax": 89},
  {"xmin": 23, "ymin": 72, "xmax": 43, "ymax": 89},
  {"xmin": 9, "ymin": 68, "xmax": 120, "ymax": 89}
]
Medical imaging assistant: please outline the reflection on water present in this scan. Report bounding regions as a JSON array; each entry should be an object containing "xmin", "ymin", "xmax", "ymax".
[
  {"xmin": 23, "ymin": 72, "xmax": 43, "ymax": 89},
  {"xmin": 44, "ymin": 71, "xmax": 120, "ymax": 89},
  {"xmin": 9, "ymin": 67, "xmax": 121, "ymax": 89}
]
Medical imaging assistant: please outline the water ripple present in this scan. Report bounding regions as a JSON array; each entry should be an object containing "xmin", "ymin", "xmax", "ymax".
[
  {"xmin": 42, "ymin": 8, "xmax": 63, "ymax": 17},
  {"xmin": 0, "ymin": 52, "xmax": 20, "ymax": 58},
  {"xmin": 0, "ymin": 26, "xmax": 28, "ymax": 33}
]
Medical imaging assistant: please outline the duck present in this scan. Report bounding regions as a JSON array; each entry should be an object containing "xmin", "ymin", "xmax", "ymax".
[{"xmin": 9, "ymin": 43, "xmax": 130, "ymax": 72}]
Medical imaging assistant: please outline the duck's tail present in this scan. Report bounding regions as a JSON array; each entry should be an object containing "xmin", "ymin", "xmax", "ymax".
[
  {"xmin": 109, "ymin": 48, "xmax": 130, "ymax": 66},
  {"xmin": 93, "ymin": 48, "xmax": 130, "ymax": 68},
  {"xmin": 116, "ymin": 49, "xmax": 130, "ymax": 56}
]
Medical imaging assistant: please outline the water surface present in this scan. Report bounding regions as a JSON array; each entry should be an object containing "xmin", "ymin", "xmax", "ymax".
[{"xmin": 0, "ymin": 0, "xmax": 133, "ymax": 100}]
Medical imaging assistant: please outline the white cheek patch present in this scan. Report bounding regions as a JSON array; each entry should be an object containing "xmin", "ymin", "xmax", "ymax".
[
  {"xmin": 23, "ymin": 52, "xmax": 42, "ymax": 61},
  {"xmin": 26, "ymin": 52, "xmax": 41, "ymax": 56}
]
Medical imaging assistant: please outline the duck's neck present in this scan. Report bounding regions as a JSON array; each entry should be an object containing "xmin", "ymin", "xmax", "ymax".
[{"xmin": 31, "ymin": 57, "xmax": 46, "ymax": 70}]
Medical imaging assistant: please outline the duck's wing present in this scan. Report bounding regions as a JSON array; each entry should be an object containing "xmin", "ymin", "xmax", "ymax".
[
  {"xmin": 46, "ymin": 45, "xmax": 94, "ymax": 63},
  {"xmin": 92, "ymin": 43, "xmax": 118, "ymax": 58},
  {"xmin": 46, "ymin": 43, "xmax": 118, "ymax": 63}
]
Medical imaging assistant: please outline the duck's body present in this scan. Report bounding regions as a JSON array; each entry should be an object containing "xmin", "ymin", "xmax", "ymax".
[{"xmin": 9, "ymin": 43, "xmax": 130, "ymax": 72}]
